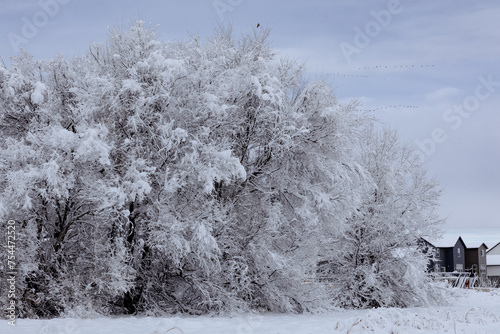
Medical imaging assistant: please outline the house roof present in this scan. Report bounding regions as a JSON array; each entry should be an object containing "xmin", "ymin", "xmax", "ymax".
[
  {"xmin": 423, "ymin": 235, "xmax": 465, "ymax": 248},
  {"xmin": 423, "ymin": 235, "xmax": 489, "ymax": 249},
  {"xmin": 487, "ymin": 241, "xmax": 500, "ymax": 253},
  {"xmin": 462, "ymin": 241, "xmax": 488, "ymax": 249},
  {"xmin": 487, "ymin": 254, "xmax": 500, "ymax": 266}
]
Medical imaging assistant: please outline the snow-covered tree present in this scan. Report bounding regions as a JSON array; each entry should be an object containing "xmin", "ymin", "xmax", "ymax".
[
  {"xmin": 0, "ymin": 52, "xmax": 135, "ymax": 317},
  {"xmin": 319, "ymin": 128, "xmax": 444, "ymax": 308},
  {"xmin": 0, "ymin": 20, "xmax": 444, "ymax": 317}
]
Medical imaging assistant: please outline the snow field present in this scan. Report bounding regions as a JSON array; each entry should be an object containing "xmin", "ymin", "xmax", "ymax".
[{"xmin": 2, "ymin": 288, "xmax": 500, "ymax": 334}]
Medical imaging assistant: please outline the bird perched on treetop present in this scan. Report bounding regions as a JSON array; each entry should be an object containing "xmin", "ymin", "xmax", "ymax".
[{"xmin": 256, "ymin": 23, "xmax": 260, "ymax": 28}]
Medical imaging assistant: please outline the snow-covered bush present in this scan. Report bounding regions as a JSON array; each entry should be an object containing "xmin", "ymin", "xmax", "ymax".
[
  {"xmin": 319, "ymin": 128, "xmax": 444, "ymax": 308},
  {"xmin": 0, "ymin": 20, "xmax": 443, "ymax": 317}
]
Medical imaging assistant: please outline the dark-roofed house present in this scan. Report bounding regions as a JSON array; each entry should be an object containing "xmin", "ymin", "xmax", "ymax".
[
  {"xmin": 487, "ymin": 241, "xmax": 500, "ymax": 285},
  {"xmin": 464, "ymin": 241, "xmax": 488, "ymax": 281},
  {"xmin": 422, "ymin": 236, "xmax": 466, "ymax": 273}
]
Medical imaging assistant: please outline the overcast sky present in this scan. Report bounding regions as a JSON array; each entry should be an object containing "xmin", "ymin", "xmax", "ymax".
[{"xmin": 1, "ymin": 0, "xmax": 499, "ymax": 240}]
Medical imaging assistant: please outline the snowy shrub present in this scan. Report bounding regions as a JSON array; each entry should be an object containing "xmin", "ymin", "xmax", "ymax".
[
  {"xmin": 321, "ymin": 129, "xmax": 444, "ymax": 309},
  {"xmin": 0, "ymin": 20, "xmax": 444, "ymax": 317}
]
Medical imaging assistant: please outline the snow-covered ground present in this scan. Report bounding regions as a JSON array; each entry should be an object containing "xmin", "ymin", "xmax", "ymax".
[{"xmin": 2, "ymin": 288, "xmax": 500, "ymax": 334}]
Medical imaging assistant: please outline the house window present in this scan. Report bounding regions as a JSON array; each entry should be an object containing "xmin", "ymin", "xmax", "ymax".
[
  {"xmin": 480, "ymin": 264, "xmax": 486, "ymax": 274},
  {"xmin": 457, "ymin": 248, "xmax": 461, "ymax": 257},
  {"xmin": 435, "ymin": 251, "xmax": 440, "ymax": 258},
  {"xmin": 481, "ymin": 249, "xmax": 485, "ymax": 257},
  {"xmin": 456, "ymin": 264, "xmax": 463, "ymax": 272}
]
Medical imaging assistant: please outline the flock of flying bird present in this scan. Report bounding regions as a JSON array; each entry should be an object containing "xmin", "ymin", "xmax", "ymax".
[
  {"xmin": 328, "ymin": 64, "xmax": 438, "ymax": 112},
  {"xmin": 330, "ymin": 64, "xmax": 436, "ymax": 78},
  {"xmin": 257, "ymin": 21, "xmax": 430, "ymax": 114}
]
